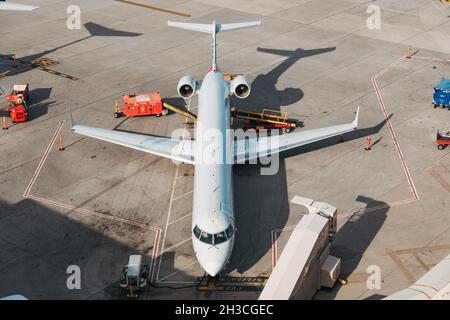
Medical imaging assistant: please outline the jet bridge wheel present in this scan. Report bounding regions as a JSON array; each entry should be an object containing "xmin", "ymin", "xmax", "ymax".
[{"xmin": 285, "ymin": 127, "xmax": 294, "ymax": 133}]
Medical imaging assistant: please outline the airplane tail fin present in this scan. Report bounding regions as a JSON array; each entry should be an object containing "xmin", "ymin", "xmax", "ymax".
[{"xmin": 168, "ymin": 20, "xmax": 261, "ymax": 71}]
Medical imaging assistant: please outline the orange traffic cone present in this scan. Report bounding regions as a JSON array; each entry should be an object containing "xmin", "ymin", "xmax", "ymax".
[
  {"xmin": 12, "ymin": 54, "xmax": 17, "ymax": 68},
  {"xmin": 339, "ymin": 134, "xmax": 345, "ymax": 143},
  {"xmin": 405, "ymin": 46, "xmax": 412, "ymax": 59},
  {"xmin": 365, "ymin": 135, "xmax": 372, "ymax": 151},
  {"xmin": 58, "ymin": 134, "xmax": 65, "ymax": 151},
  {"xmin": 2, "ymin": 116, "xmax": 7, "ymax": 130}
]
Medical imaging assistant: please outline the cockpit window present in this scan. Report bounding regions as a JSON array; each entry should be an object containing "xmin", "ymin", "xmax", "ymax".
[
  {"xmin": 225, "ymin": 224, "xmax": 234, "ymax": 239},
  {"xmin": 199, "ymin": 231, "xmax": 213, "ymax": 245},
  {"xmin": 193, "ymin": 225, "xmax": 201, "ymax": 239},
  {"xmin": 193, "ymin": 224, "xmax": 234, "ymax": 245},
  {"xmin": 214, "ymin": 231, "xmax": 227, "ymax": 245}
]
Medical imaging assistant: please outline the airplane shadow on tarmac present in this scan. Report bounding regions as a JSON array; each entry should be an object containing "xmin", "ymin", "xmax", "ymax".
[
  {"xmin": 0, "ymin": 22, "xmax": 142, "ymax": 77},
  {"xmin": 228, "ymin": 46, "xmax": 390, "ymax": 276},
  {"xmin": 0, "ymin": 197, "xmax": 214, "ymax": 299},
  {"xmin": 228, "ymin": 46, "xmax": 336, "ymax": 274},
  {"xmin": 0, "ymin": 198, "xmax": 154, "ymax": 299}
]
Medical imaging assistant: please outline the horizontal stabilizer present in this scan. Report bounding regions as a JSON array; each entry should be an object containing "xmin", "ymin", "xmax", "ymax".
[
  {"xmin": 167, "ymin": 20, "xmax": 261, "ymax": 34},
  {"xmin": 0, "ymin": 1, "xmax": 38, "ymax": 11}
]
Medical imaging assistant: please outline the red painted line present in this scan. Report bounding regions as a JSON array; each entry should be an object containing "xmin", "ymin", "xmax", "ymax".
[
  {"xmin": 23, "ymin": 121, "xmax": 65, "ymax": 197},
  {"xmin": 149, "ymin": 229, "xmax": 161, "ymax": 283},
  {"xmin": 23, "ymin": 121, "xmax": 163, "ymax": 291},
  {"xmin": 27, "ymin": 194, "xmax": 160, "ymax": 231},
  {"xmin": 371, "ymin": 59, "xmax": 419, "ymax": 200}
]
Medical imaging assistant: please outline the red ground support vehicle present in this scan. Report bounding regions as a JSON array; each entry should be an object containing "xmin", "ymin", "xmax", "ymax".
[
  {"xmin": 7, "ymin": 84, "xmax": 29, "ymax": 123},
  {"xmin": 114, "ymin": 92, "xmax": 166, "ymax": 118},
  {"xmin": 436, "ymin": 131, "xmax": 450, "ymax": 150}
]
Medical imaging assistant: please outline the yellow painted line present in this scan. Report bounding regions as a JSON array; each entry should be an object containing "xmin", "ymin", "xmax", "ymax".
[{"xmin": 116, "ymin": 0, "xmax": 190, "ymax": 17}]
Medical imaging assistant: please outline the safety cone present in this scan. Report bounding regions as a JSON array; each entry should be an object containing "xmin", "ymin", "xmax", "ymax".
[
  {"xmin": 12, "ymin": 54, "xmax": 17, "ymax": 68},
  {"xmin": 339, "ymin": 134, "xmax": 345, "ymax": 143},
  {"xmin": 2, "ymin": 116, "xmax": 7, "ymax": 130},
  {"xmin": 365, "ymin": 135, "xmax": 372, "ymax": 151},
  {"xmin": 58, "ymin": 134, "xmax": 65, "ymax": 151},
  {"xmin": 405, "ymin": 46, "xmax": 412, "ymax": 59}
]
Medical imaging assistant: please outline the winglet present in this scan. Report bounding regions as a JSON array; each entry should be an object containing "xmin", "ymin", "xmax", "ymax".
[
  {"xmin": 68, "ymin": 107, "xmax": 75, "ymax": 131},
  {"xmin": 352, "ymin": 106, "xmax": 360, "ymax": 129}
]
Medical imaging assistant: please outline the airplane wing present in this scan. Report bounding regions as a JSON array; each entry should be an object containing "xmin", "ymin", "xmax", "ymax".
[
  {"xmin": 234, "ymin": 107, "xmax": 359, "ymax": 164},
  {"xmin": 0, "ymin": 1, "xmax": 38, "ymax": 11},
  {"xmin": 70, "ymin": 115, "xmax": 195, "ymax": 164}
]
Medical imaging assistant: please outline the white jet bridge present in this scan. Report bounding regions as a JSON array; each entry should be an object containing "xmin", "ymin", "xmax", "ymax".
[{"xmin": 259, "ymin": 196, "xmax": 341, "ymax": 300}]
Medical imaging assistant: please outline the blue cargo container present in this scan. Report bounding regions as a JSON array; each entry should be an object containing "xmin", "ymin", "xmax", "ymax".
[{"xmin": 433, "ymin": 78, "xmax": 450, "ymax": 109}]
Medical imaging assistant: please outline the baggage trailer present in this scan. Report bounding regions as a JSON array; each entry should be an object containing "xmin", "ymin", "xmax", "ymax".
[
  {"xmin": 114, "ymin": 92, "xmax": 167, "ymax": 118},
  {"xmin": 433, "ymin": 78, "xmax": 450, "ymax": 109},
  {"xmin": 232, "ymin": 108, "xmax": 298, "ymax": 133},
  {"xmin": 436, "ymin": 131, "xmax": 450, "ymax": 150}
]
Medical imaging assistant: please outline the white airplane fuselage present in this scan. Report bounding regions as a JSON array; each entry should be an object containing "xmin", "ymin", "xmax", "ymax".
[{"xmin": 191, "ymin": 70, "xmax": 234, "ymax": 277}]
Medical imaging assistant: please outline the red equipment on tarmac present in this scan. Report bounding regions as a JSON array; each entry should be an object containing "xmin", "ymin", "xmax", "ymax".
[
  {"xmin": 114, "ymin": 92, "xmax": 166, "ymax": 118},
  {"xmin": 436, "ymin": 131, "xmax": 450, "ymax": 150},
  {"xmin": 7, "ymin": 84, "xmax": 29, "ymax": 123}
]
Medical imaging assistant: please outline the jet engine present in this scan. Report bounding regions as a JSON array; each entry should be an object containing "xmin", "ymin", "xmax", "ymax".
[
  {"xmin": 230, "ymin": 75, "xmax": 251, "ymax": 99},
  {"xmin": 177, "ymin": 75, "xmax": 197, "ymax": 99}
]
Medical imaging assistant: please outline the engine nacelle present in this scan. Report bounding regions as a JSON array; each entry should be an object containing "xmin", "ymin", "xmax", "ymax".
[
  {"xmin": 177, "ymin": 75, "xmax": 197, "ymax": 99},
  {"xmin": 230, "ymin": 75, "xmax": 251, "ymax": 99}
]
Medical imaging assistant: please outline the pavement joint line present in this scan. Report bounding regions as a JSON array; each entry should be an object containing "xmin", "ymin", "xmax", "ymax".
[
  {"xmin": 271, "ymin": 53, "xmax": 421, "ymax": 269},
  {"xmin": 386, "ymin": 249, "xmax": 416, "ymax": 284},
  {"xmin": 161, "ymin": 237, "xmax": 191, "ymax": 254},
  {"xmin": 413, "ymin": 252, "xmax": 430, "ymax": 271},
  {"xmin": 172, "ymin": 190, "xmax": 194, "ymax": 201},
  {"xmin": 156, "ymin": 98, "xmax": 193, "ymax": 282},
  {"xmin": 116, "ymin": 0, "xmax": 191, "ymax": 17},
  {"xmin": 158, "ymin": 261, "xmax": 198, "ymax": 282},
  {"xmin": 20, "ymin": 121, "xmax": 162, "ymax": 298},
  {"xmin": 168, "ymin": 212, "xmax": 192, "ymax": 226}
]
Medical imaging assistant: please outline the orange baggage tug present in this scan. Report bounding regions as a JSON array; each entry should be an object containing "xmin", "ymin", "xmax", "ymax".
[{"xmin": 114, "ymin": 92, "xmax": 167, "ymax": 118}]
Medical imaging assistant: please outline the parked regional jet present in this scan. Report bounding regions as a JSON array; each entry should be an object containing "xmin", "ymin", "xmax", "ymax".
[
  {"xmin": 71, "ymin": 21, "xmax": 359, "ymax": 277},
  {"xmin": 0, "ymin": 0, "xmax": 38, "ymax": 11}
]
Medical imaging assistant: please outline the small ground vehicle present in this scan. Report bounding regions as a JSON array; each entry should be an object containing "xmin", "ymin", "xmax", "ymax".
[
  {"xmin": 119, "ymin": 255, "xmax": 149, "ymax": 298},
  {"xmin": 433, "ymin": 78, "xmax": 450, "ymax": 109},
  {"xmin": 114, "ymin": 92, "xmax": 166, "ymax": 118},
  {"xmin": 436, "ymin": 131, "xmax": 450, "ymax": 150},
  {"xmin": 7, "ymin": 84, "xmax": 29, "ymax": 123}
]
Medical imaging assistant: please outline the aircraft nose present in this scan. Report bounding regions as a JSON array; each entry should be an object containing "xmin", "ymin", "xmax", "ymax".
[{"xmin": 202, "ymin": 261, "xmax": 224, "ymax": 277}]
